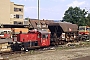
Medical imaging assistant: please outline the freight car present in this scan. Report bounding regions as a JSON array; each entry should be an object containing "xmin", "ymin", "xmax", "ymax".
[
  {"xmin": 48, "ymin": 22, "xmax": 78, "ymax": 46},
  {"xmin": 79, "ymin": 26, "xmax": 90, "ymax": 41},
  {"xmin": 10, "ymin": 29, "xmax": 50, "ymax": 51}
]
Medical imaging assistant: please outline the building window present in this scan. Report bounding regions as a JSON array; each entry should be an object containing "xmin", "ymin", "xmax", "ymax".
[
  {"xmin": 14, "ymin": 8, "xmax": 18, "ymax": 12},
  {"xmin": 14, "ymin": 21, "xmax": 23, "ymax": 25},
  {"xmin": 15, "ymin": 14, "xmax": 23, "ymax": 19},
  {"xmin": 46, "ymin": 24, "xmax": 48, "ymax": 27},
  {"xmin": 19, "ymin": 8, "xmax": 21, "ymax": 11},
  {"xmin": 19, "ymin": 15, "xmax": 23, "ymax": 18},
  {"xmin": 37, "ymin": 25, "xmax": 41, "ymax": 28},
  {"xmin": 42, "ymin": 24, "xmax": 46, "ymax": 27},
  {"xmin": 16, "ymin": 14, "xmax": 19, "ymax": 18},
  {"xmin": 14, "ymin": 7, "xmax": 23, "ymax": 12}
]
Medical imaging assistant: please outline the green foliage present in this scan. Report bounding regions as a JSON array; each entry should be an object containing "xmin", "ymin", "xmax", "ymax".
[
  {"xmin": 63, "ymin": 7, "xmax": 88, "ymax": 26},
  {"xmin": 30, "ymin": 50, "xmax": 34, "ymax": 54},
  {"xmin": 86, "ymin": 13, "xmax": 90, "ymax": 26},
  {"xmin": 25, "ymin": 18, "xmax": 30, "ymax": 20}
]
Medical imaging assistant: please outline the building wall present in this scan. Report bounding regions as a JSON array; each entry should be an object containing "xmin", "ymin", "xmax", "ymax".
[
  {"xmin": 0, "ymin": 0, "xmax": 10, "ymax": 24},
  {"xmin": 10, "ymin": 2, "xmax": 24, "ymax": 24},
  {"xmin": 0, "ymin": 0, "xmax": 24, "ymax": 25}
]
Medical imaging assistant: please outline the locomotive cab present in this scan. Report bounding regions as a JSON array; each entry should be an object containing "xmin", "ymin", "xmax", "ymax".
[{"xmin": 39, "ymin": 30, "xmax": 50, "ymax": 47}]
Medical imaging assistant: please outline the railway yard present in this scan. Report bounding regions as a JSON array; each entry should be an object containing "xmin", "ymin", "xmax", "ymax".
[
  {"xmin": 0, "ymin": 19, "xmax": 89, "ymax": 60},
  {"xmin": 1, "ymin": 0, "xmax": 90, "ymax": 60},
  {"xmin": 0, "ymin": 41, "xmax": 90, "ymax": 60},
  {"xmin": 0, "ymin": 21, "xmax": 90, "ymax": 60}
]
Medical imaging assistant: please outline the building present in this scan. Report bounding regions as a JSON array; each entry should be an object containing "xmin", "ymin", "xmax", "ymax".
[
  {"xmin": 10, "ymin": 2, "xmax": 24, "ymax": 25},
  {"xmin": 0, "ymin": 0, "xmax": 10, "ymax": 24},
  {"xmin": 24, "ymin": 19, "xmax": 54, "ymax": 30},
  {"xmin": 0, "ymin": 0, "xmax": 24, "ymax": 25}
]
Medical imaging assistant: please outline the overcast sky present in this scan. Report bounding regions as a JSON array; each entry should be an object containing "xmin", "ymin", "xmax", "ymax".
[{"xmin": 11, "ymin": 0, "xmax": 90, "ymax": 20}]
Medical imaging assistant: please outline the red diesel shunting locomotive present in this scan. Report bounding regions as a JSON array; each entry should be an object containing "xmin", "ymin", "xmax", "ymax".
[{"xmin": 11, "ymin": 29, "xmax": 51, "ymax": 51}]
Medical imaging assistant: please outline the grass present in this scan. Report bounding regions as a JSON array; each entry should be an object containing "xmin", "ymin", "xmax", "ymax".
[{"xmin": 57, "ymin": 41, "xmax": 90, "ymax": 50}]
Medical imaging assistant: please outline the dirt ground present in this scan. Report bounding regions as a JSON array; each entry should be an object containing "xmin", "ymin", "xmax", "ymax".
[
  {"xmin": 1, "ymin": 42, "xmax": 90, "ymax": 60},
  {"xmin": 6, "ymin": 46, "xmax": 90, "ymax": 60},
  {"xmin": 72, "ymin": 56, "xmax": 90, "ymax": 60}
]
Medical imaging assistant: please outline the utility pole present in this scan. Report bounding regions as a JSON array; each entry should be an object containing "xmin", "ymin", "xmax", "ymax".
[{"xmin": 38, "ymin": 0, "xmax": 40, "ymax": 30}]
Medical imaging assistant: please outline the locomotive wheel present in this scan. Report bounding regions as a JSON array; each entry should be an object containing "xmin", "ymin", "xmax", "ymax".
[
  {"xmin": 50, "ymin": 42, "xmax": 56, "ymax": 46},
  {"xmin": 60, "ymin": 40, "xmax": 67, "ymax": 45},
  {"xmin": 23, "ymin": 47, "xmax": 29, "ymax": 52}
]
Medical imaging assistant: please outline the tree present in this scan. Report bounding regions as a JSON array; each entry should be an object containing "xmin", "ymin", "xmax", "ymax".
[
  {"xmin": 86, "ymin": 13, "xmax": 90, "ymax": 26},
  {"xmin": 25, "ymin": 18, "xmax": 30, "ymax": 20},
  {"xmin": 62, "ymin": 7, "xmax": 88, "ymax": 26}
]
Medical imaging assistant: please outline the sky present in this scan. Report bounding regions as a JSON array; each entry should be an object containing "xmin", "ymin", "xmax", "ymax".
[{"xmin": 10, "ymin": 0, "xmax": 90, "ymax": 20}]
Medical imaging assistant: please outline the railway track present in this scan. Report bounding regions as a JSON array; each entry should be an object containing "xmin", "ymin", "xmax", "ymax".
[
  {"xmin": 0, "ymin": 41, "xmax": 81, "ymax": 60},
  {"xmin": 0, "ymin": 51, "xmax": 25, "ymax": 56},
  {"xmin": 0, "ymin": 46, "xmax": 56, "ymax": 56},
  {"xmin": 0, "ymin": 42, "xmax": 80, "ymax": 56},
  {"xmin": 0, "ymin": 51, "xmax": 27, "ymax": 60},
  {"xmin": 0, "ymin": 46, "xmax": 56, "ymax": 60}
]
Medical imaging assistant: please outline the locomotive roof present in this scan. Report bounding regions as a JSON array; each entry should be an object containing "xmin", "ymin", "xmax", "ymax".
[
  {"xmin": 38, "ymin": 30, "xmax": 50, "ymax": 34},
  {"xmin": 48, "ymin": 22, "xmax": 78, "ymax": 32}
]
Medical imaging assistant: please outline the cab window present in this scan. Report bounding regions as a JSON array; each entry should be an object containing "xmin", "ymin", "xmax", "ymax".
[
  {"xmin": 86, "ymin": 28, "xmax": 90, "ymax": 31},
  {"xmin": 1, "ymin": 32, "xmax": 4, "ymax": 35},
  {"xmin": 42, "ymin": 34, "xmax": 48, "ymax": 39},
  {"xmin": 79, "ymin": 28, "xmax": 85, "ymax": 30},
  {"xmin": 42, "ymin": 35, "xmax": 46, "ymax": 38}
]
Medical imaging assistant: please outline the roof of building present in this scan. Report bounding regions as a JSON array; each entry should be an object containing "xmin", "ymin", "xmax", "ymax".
[
  {"xmin": 31, "ymin": 19, "xmax": 54, "ymax": 28},
  {"xmin": 0, "ymin": 24, "xmax": 28, "ymax": 28},
  {"xmin": 14, "ymin": 4, "xmax": 24, "ymax": 6},
  {"xmin": 24, "ymin": 19, "xmax": 54, "ymax": 29}
]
